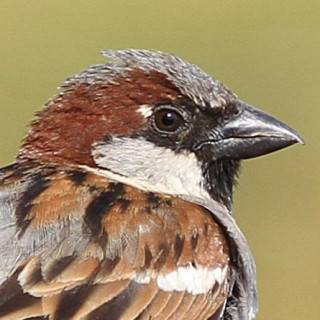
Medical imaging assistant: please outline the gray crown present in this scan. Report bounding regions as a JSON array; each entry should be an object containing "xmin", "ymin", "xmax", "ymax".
[{"xmin": 63, "ymin": 49, "xmax": 237, "ymax": 109}]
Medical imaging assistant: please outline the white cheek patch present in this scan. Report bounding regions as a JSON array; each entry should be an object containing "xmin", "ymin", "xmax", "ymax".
[
  {"xmin": 92, "ymin": 137, "xmax": 211, "ymax": 200},
  {"xmin": 137, "ymin": 104, "xmax": 153, "ymax": 118}
]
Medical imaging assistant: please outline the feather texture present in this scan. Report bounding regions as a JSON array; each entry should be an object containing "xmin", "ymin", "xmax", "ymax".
[{"xmin": 0, "ymin": 164, "xmax": 230, "ymax": 319}]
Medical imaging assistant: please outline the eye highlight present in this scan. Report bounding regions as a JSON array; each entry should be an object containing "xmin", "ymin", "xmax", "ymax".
[{"xmin": 153, "ymin": 108, "xmax": 184, "ymax": 133}]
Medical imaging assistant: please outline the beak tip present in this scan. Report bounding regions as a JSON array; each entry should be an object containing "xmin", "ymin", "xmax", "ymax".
[
  {"xmin": 285, "ymin": 129, "xmax": 305, "ymax": 145},
  {"xmin": 296, "ymin": 135, "xmax": 305, "ymax": 145}
]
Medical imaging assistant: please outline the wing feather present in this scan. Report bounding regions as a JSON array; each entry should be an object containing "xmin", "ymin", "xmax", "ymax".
[
  {"xmin": 167, "ymin": 293, "xmax": 198, "ymax": 320},
  {"xmin": 0, "ymin": 164, "xmax": 230, "ymax": 319},
  {"xmin": 156, "ymin": 292, "xmax": 186, "ymax": 319},
  {"xmin": 137, "ymin": 291, "xmax": 172, "ymax": 319}
]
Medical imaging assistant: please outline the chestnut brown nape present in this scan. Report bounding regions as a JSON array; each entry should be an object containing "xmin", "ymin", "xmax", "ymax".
[{"xmin": 18, "ymin": 69, "xmax": 181, "ymax": 166}]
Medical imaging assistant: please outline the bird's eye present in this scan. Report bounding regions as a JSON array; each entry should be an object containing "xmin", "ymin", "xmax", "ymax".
[{"xmin": 153, "ymin": 109, "xmax": 184, "ymax": 133}]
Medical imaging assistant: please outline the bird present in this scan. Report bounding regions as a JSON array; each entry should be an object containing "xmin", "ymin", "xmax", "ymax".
[{"xmin": 0, "ymin": 49, "xmax": 303, "ymax": 320}]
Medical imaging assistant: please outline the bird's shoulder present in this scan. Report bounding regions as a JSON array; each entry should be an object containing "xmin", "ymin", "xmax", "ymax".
[{"xmin": 0, "ymin": 163, "xmax": 230, "ymax": 319}]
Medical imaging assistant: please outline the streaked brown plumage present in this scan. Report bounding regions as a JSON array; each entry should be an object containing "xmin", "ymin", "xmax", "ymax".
[
  {"xmin": 0, "ymin": 50, "xmax": 303, "ymax": 320},
  {"xmin": 0, "ymin": 164, "xmax": 229, "ymax": 319}
]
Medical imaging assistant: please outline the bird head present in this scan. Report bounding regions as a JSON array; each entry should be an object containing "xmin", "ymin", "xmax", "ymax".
[{"xmin": 18, "ymin": 50, "xmax": 304, "ymax": 209}]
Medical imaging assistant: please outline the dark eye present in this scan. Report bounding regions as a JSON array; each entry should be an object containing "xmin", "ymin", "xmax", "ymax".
[{"xmin": 154, "ymin": 109, "xmax": 184, "ymax": 132}]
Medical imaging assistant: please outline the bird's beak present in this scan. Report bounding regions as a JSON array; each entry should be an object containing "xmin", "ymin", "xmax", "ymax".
[{"xmin": 200, "ymin": 101, "xmax": 304, "ymax": 160}]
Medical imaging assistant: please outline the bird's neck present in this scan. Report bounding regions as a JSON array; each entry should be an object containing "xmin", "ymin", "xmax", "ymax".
[{"xmin": 202, "ymin": 159, "xmax": 241, "ymax": 211}]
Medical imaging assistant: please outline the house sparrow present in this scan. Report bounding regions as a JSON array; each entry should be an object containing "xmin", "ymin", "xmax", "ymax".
[{"xmin": 0, "ymin": 50, "xmax": 303, "ymax": 320}]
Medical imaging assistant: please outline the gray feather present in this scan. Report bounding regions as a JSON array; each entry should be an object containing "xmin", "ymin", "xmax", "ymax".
[{"xmin": 62, "ymin": 49, "xmax": 236, "ymax": 109}]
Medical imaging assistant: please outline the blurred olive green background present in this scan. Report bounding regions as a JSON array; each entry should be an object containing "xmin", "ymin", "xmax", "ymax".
[{"xmin": 0, "ymin": 1, "xmax": 319, "ymax": 319}]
